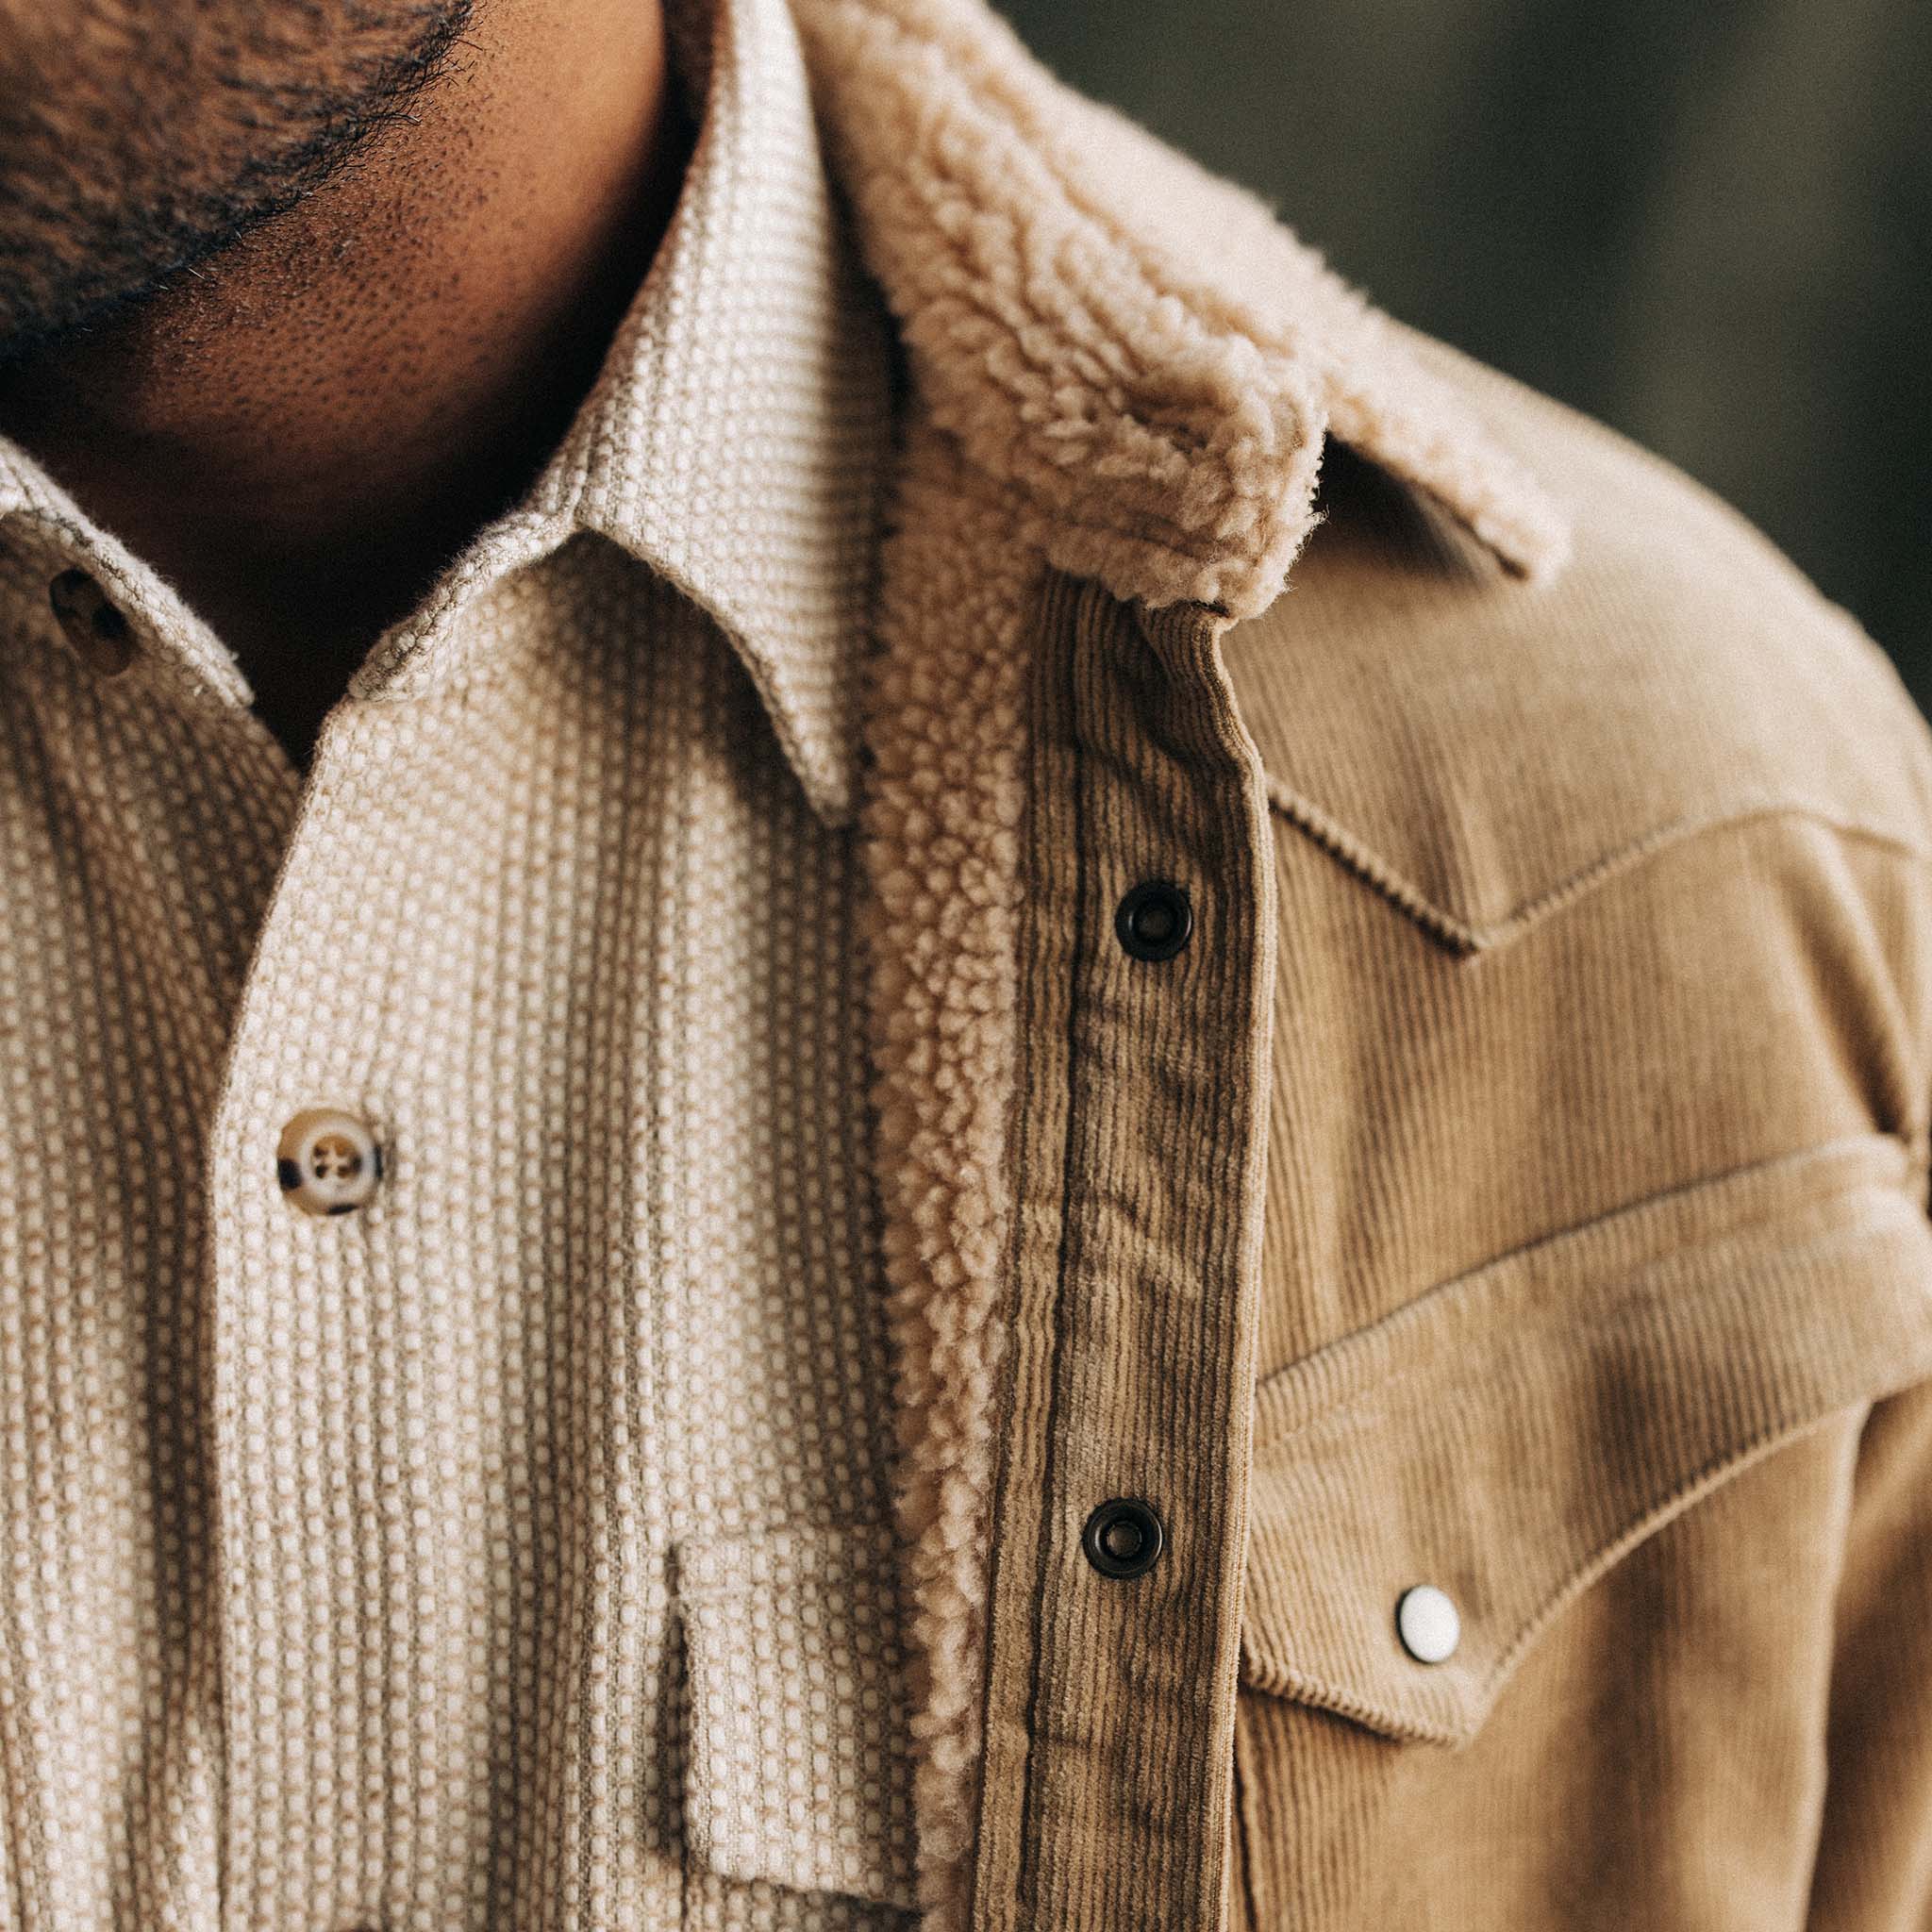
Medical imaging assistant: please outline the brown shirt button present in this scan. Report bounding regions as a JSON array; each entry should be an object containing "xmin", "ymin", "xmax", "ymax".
[
  {"xmin": 47, "ymin": 568, "xmax": 138, "ymax": 679},
  {"xmin": 276, "ymin": 1108, "xmax": 384, "ymax": 1216}
]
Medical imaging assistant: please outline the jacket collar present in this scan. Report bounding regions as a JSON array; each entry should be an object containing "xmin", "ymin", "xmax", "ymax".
[{"xmin": 790, "ymin": 0, "xmax": 1572, "ymax": 624}]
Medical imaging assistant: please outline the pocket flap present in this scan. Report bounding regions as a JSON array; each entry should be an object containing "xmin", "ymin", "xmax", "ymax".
[
  {"xmin": 1240, "ymin": 1135, "xmax": 1932, "ymax": 1745},
  {"xmin": 678, "ymin": 1524, "xmax": 920, "ymax": 1909}
]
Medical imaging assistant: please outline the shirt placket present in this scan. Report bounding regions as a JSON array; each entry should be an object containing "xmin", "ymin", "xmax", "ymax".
[
  {"xmin": 972, "ymin": 577, "xmax": 1279, "ymax": 1929},
  {"xmin": 192, "ymin": 584, "xmax": 705, "ymax": 1931},
  {"xmin": 201, "ymin": 674, "xmax": 662, "ymax": 1932},
  {"xmin": 199, "ymin": 698, "xmax": 412, "ymax": 1927}
]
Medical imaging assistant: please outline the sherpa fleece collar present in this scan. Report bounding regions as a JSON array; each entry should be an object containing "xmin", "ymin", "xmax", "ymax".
[{"xmin": 788, "ymin": 0, "xmax": 1573, "ymax": 625}]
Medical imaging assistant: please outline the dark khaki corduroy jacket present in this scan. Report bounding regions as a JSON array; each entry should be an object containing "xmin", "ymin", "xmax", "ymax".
[{"xmin": 788, "ymin": 1, "xmax": 1932, "ymax": 1928}]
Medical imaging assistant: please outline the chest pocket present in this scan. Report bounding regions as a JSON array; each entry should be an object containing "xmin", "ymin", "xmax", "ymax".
[
  {"xmin": 1237, "ymin": 1134, "xmax": 1932, "ymax": 1743},
  {"xmin": 677, "ymin": 1524, "xmax": 921, "ymax": 1908}
]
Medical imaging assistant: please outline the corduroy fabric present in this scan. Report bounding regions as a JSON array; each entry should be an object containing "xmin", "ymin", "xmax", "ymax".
[{"xmin": 969, "ymin": 584, "xmax": 1275, "ymax": 1931}]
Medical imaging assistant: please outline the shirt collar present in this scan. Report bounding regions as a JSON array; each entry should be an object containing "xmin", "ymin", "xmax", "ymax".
[
  {"xmin": 0, "ymin": 0, "xmax": 890, "ymax": 830},
  {"xmin": 557, "ymin": 0, "xmax": 892, "ymax": 827}
]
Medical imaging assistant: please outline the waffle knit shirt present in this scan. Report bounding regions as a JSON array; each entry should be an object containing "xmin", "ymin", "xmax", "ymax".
[{"xmin": 0, "ymin": 0, "xmax": 923, "ymax": 1922}]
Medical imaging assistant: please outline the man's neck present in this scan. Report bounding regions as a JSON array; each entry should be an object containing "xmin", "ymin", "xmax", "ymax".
[{"xmin": 0, "ymin": 0, "xmax": 690, "ymax": 767}]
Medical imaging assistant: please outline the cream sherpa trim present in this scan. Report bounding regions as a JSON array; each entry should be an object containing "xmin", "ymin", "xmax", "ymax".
[
  {"xmin": 1029, "ymin": 88, "xmax": 1574, "ymax": 590},
  {"xmin": 791, "ymin": 0, "xmax": 1571, "ymax": 627},
  {"xmin": 854, "ymin": 422, "xmax": 1041, "ymax": 1927}
]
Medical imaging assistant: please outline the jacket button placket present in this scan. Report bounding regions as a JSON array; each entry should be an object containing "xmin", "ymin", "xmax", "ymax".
[{"xmin": 974, "ymin": 576, "xmax": 1279, "ymax": 1930}]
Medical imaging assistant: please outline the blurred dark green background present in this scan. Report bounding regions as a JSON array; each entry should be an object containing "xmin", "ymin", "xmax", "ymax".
[{"xmin": 993, "ymin": 0, "xmax": 1932, "ymax": 708}]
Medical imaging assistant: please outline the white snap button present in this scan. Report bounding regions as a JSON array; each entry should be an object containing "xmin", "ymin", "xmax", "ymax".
[
  {"xmin": 47, "ymin": 569, "xmax": 138, "ymax": 679},
  {"xmin": 277, "ymin": 1108, "xmax": 383, "ymax": 1216},
  {"xmin": 1395, "ymin": 1583, "xmax": 1460, "ymax": 1664}
]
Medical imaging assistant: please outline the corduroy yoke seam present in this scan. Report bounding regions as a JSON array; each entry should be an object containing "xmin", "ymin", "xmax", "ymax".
[{"xmin": 1264, "ymin": 779, "xmax": 1932, "ymax": 953}]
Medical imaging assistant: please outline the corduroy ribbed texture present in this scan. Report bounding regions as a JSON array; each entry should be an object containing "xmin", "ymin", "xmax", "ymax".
[
  {"xmin": 964, "ymin": 583, "xmax": 1276, "ymax": 1930},
  {"xmin": 1205, "ymin": 381, "xmax": 1932, "ymax": 1931}
]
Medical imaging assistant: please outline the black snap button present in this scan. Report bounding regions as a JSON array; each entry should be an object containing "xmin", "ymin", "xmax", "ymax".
[
  {"xmin": 1082, "ymin": 1497, "xmax": 1165, "ymax": 1580},
  {"xmin": 1115, "ymin": 879, "xmax": 1191, "ymax": 961}
]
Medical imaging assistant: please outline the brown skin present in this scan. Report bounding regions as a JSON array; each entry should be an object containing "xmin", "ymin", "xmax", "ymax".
[{"xmin": 0, "ymin": 0, "xmax": 691, "ymax": 768}]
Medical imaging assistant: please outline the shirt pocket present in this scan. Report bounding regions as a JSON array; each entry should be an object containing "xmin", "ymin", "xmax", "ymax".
[
  {"xmin": 676, "ymin": 1523, "xmax": 921, "ymax": 1909},
  {"xmin": 1238, "ymin": 1132, "xmax": 1932, "ymax": 1744}
]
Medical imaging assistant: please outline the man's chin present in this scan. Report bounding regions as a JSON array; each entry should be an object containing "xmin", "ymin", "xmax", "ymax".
[
  {"xmin": 0, "ymin": 0, "xmax": 477, "ymax": 375},
  {"xmin": 0, "ymin": 130, "xmax": 368, "ymax": 376}
]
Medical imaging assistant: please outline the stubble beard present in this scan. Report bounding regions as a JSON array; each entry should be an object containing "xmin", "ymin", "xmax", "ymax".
[{"xmin": 0, "ymin": 0, "xmax": 475, "ymax": 368}]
